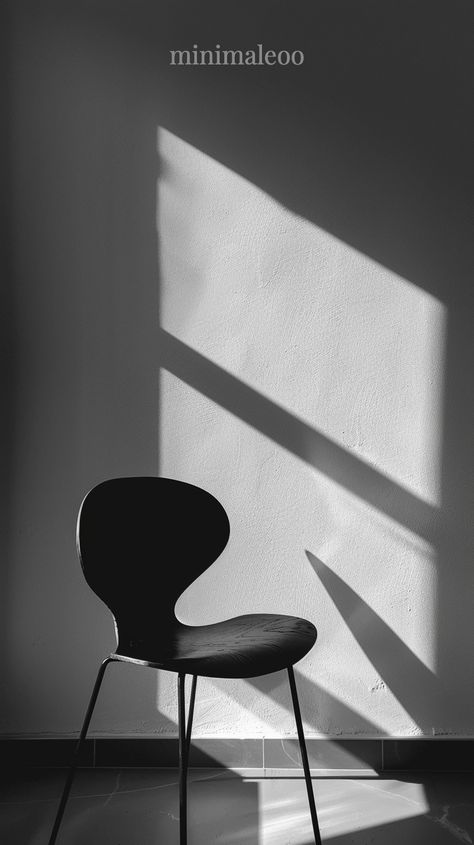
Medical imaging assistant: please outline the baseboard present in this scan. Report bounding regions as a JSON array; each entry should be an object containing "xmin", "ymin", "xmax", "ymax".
[{"xmin": 1, "ymin": 737, "xmax": 474, "ymax": 773}]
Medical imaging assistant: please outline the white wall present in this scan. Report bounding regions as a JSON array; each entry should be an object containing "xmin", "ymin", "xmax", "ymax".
[
  {"xmin": 3, "ymin": 0, "xmax": 473, "ymax": 738},
  {"xmin": 158, "ymin": 130, "xmax": 444, "ymax": 737}
]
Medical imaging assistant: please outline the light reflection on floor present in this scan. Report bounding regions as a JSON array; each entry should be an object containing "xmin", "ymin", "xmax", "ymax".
[{"xmin": 1, "ymin": 768, "xmax": 473, "ymax": 844}]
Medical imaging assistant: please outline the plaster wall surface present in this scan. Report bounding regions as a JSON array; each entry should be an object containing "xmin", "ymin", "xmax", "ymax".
[{"xmin": 158, "ymin": 130, "xmax": 443, "ymax": 737}]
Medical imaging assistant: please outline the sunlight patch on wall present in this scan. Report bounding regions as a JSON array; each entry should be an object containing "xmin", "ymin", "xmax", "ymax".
[
  {"xmin": 158, "ymin": 127, "xmax": 445, "ymax": 510},
  {"xmin": 157, "ymin": 126, "xmax": 445, "ymax": 736}
]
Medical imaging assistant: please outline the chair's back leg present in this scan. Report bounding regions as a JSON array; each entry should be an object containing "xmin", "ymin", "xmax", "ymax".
[
  {"xmin": 186, "ymin": 675, "xmax": 198, "ymax": 760},
  {"xmin": 287, "ymin": 666, "xmax": 323, "ymax": 845},
  {"xmin": 47, "ymin": 656, "xmax": 113, "ymax": 845}
]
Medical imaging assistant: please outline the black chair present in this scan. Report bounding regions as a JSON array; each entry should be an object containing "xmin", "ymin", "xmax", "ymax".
[{"xmin": 48, "ymin": 477, "xmax": 322, "ymax": 844}]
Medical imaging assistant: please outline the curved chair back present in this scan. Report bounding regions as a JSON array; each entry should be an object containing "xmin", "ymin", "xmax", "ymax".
[
  {"xmin": 77, "ymin": 477, "xmax": 230, "ymax": 640},
  {"xmin": 49, "ymin": 476, "xmax": 322, "ymax": 845}
]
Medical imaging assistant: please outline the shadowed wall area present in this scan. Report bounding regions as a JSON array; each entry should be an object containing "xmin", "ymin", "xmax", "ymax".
[{"xmin": 3, "ymin": 0, "xmax": 473, "ymax": 744}]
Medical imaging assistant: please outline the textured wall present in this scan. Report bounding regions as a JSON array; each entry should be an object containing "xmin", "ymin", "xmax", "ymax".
[
  {"xmin": 158, "ymin": 130, "xmax": 444, "ymax": 737},
  {"xmin": 3, "ymin": 1, "xmax": 473, "ymax": 738}
]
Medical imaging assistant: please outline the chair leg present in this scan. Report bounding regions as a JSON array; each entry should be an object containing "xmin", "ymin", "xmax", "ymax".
[
  {"xmin": 186, "ymin": 675, "xmax": 198, "ymax": 762},
  {"xmin": 287, "ymin": 666, "xmax": 323, "ymax": 845},
  {"xmin": 47, "ymin": 656, "xmax": 113, "ymax": 845},
  {"xmin": 178, "ymin": 673, "xmax": 188, "ymax": 845},
  {"xmin": 178, "ymin": 673, "xmax": 198, "ymax": 845}
]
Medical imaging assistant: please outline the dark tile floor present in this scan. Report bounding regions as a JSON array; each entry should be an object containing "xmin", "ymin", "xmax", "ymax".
[{"xmin": 1, "ymin": 767, "xmax": 473, "ymax": 844}]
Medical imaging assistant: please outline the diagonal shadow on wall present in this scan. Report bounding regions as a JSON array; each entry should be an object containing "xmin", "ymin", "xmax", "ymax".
[
  {"xmin": 159, "ymin": 329, "xmax": 439, "ymax": 546},
  {"xmin": 305, "ymin": 552, "xmax": 441, "ymax": 728}
]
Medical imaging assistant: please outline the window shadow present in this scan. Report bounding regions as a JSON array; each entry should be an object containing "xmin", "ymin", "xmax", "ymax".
[{"xmin": 159, "ymin": 329, "xmax": 438, "ymax": 544}]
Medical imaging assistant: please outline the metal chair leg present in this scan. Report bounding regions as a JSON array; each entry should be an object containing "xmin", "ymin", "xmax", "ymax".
[
  {"xmin": 178, "ymin": 673, "xmax": 198, "ymax": 845},
  {"xmin": 178, "ymin": 673, "xmax": 188, "ymax": 845},
  {"xmin": 287, "ymin": 666, "xmax": 323, "ymax": 845},
  {"xmin": 186, "ymin": 675, "xmax": 198, "ymax": 761},
  {"xmin": 48, "ymin": 656, "xmax": 113, "ymax": 845}
]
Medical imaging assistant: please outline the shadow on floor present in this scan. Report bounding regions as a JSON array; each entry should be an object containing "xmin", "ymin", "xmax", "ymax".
[{"xmin": 1, "ymin": 768, "xmax": 473, "ymax": 845}]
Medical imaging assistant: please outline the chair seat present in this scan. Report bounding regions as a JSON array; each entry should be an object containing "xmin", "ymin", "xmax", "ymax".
[{"xmin": 114, "ymin": 613, "xmax": 317, "ymax": 678}]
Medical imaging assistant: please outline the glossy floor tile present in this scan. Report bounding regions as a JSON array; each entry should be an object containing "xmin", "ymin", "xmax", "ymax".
[{"xmin": 1, "ymin": 767, "xmax": 473, "ymax": 844}]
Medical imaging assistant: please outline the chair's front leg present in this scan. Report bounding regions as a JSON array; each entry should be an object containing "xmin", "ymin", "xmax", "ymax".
[
  {"xmin": 287, "ymin": 666, "xmax": 323, "ymax": 845},
  {"xmin": 48, "ymin": 656, "xmax": 113, "ymax": 845},
  {"xmin": 178, "ymin": 673, "xmax": 188, "ymax": 845}
]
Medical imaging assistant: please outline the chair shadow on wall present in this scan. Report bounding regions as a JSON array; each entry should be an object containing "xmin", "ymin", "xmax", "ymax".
[{"xmin": 304, "ymin": 552, "xmax": 441, "ymax": 728}]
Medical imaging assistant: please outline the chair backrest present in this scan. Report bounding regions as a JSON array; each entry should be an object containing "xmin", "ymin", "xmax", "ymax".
[{"xmin": 77, "ymin": 477, "xmax": 230, "ymax": 639}]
